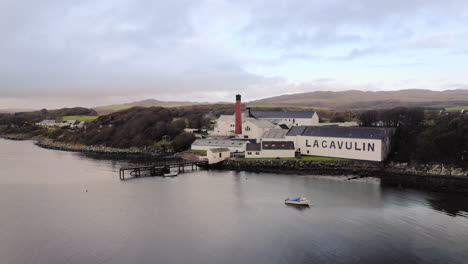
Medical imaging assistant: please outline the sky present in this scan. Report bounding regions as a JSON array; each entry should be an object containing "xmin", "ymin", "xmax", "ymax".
[{"xmin": 1, "ymin": 0, "xmax": 468, "ymax": 109}]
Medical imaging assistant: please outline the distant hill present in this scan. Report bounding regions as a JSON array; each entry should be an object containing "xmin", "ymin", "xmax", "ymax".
[
  {"xmin": 94, "ymin": 99, "xmax": 217, "ymax": 114},
  {"xmin": 248, "ymin": 89, "xmax": 468, "ymax": 110}
]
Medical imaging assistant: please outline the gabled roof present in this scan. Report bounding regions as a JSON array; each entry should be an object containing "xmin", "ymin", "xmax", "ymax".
[
  {"xmin": 217, "ymin": 113, "xmax": 249, "ymax": 122},
  {"xmin": 262, "ymin": 141, "xmax": 295, "ymax": 150},
  {"xmin": 286, "ymin": 126, "xmax": 395, "ymax": 140},
  {"xmin": 209, "ymin": 148, "xmax": 230, "ymax": 153},
  {"xmin": 244, "ymin": 119, "xmax": 276, "ymax": 128},
  {"xmin": 250, "ymin": 111, "xmax": 315, "ymax": 119},
  {"xmin": 262, "ymin": 129, "xmax": 288, "ymax": 139}
]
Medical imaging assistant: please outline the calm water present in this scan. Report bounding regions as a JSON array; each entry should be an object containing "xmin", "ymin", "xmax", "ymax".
[{"xmin": 0, "ymin": 138, "xmax": 467, "ymax": 264}]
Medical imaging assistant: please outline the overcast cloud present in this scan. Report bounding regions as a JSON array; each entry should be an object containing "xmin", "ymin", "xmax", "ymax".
[{"xmin": 1, "ymin": 0, "xmax": 468, "ymax": 108}]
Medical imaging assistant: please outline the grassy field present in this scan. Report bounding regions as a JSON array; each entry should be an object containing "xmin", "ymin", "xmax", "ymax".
[
  {"xmin": 186, "ymin": 149, "xmax": 207, "ymax": 153},
  {"xmin": 237, "ymin": 156, "xmax": 346, "ymax": 161},
  {"xmin": 247, "ymin": 104, "xmax": 331, "ymax": 110},
  {"xmin": 153, "ymin": 140, "xmax": 173, "ymax": 147},
  {"xmin": 62, "ymin": 115, "xmax": 99, "ymax": 122},
  {"xmin": 172, "ymin": 117, "xmax": 189, "ymax": 126},
  {"xmin": 445, "ymin": 106, "xmax": 468, "ymax": 111}
]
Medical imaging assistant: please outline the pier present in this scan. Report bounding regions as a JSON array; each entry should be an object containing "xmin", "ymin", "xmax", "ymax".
[{"xmin": 119, "ymin": 160, "xmax": 207, "ymax": 180}]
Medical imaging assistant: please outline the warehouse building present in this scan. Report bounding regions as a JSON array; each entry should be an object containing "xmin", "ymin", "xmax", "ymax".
[{"xmin": 286, "ymin": 126, "xmax": 395, "ymax": 162}]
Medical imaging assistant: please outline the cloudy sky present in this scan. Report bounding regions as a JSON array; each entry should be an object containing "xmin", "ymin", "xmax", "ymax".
[{"xmin": 1, "ymin": 0, "xmax": 468, "ymax": 109}]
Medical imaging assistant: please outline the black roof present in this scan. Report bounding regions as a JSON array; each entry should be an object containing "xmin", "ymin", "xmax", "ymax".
[
  {"xmin": 246, "ymin": 143, "xmax": 261, "ymax": 151},
  {"xmin": 286, "ymin": 126, "xmax": 395, "ymax": 140},
  {"xmin": 262, "ymin": 141, "xmax": 295, "ymax": 150},
  {"xmin": 250, "ymin": 111, "xmax": 315, "ymax": 119}
]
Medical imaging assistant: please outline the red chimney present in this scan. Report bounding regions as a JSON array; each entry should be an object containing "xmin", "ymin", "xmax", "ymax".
[{"xmin": 235, "ymin": 94, "xmax": 242, "ymax": 134}]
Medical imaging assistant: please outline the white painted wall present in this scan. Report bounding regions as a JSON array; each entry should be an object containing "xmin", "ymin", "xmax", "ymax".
[
  {"xmin": 241, "ymin": 120, "xmax": 272, "ymax": 141},
  {"xmin": 212, "ymin": 117, "xmax": 236, "ymax": 136},
  {"xmin": 207, "ymin": 149, "xmax": 231, "ymax": 164},
  {"xmin": 295, "ymin": 136, "xmax": 384, "ymax": 161},
  {"xmin": 245, "ymin": 149, "xmax": 295, "ymax": 158},
  {"xmin": 191, "ymin": 144, "xmax": 245, "ymax": 152}
]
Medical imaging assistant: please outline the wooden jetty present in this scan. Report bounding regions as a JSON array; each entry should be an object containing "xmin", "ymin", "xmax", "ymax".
[{"xmin": 119, "ymin": 160, "xmax": 207, "ymax": 180}]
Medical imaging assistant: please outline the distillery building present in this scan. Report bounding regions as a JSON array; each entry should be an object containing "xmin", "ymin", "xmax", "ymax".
[{"xmin": 286, "ymin": 126, "xmax": 396, "ymax": 162}]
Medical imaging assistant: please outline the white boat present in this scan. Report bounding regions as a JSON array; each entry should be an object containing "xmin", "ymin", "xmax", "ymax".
[
  {"xmin": 163, "ymin": 172, "xmax": 178, "ymax": 177},
  {"xmin": 285, "ymin": 197, "xmax": 310, "ymax": 206}
]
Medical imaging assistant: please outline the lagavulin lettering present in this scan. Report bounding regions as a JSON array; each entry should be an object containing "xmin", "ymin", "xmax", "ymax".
[{"xmin": 306, "ymin": 139, "xmax": 375, "ymax": 152}]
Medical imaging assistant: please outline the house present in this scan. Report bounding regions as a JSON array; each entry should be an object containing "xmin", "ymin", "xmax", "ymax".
[
  {"xmin": 206, "ymin": 148, "xmax": 231, "ymax": 164},
  {"xmin": 245, "ymin": 141, "xmax": 295, "ymax": 158},
  {"xmin": 286, "ymin": 126, "xmax": 396, "ymax": 162},
  {"xmin": 65, "ymin": 120, "xmax": 81, "ymax": 128},
  {"xmin": 191, "ymin": 139, "xmax": 248, "ymax": 152},
  {"xmin": 37, "ymin": 120, "xmax": 56, "ymax": 127}
]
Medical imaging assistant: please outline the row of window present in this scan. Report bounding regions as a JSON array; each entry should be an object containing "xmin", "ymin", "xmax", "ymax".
[{"xmin": 247, "ymin": 152, "xmax": 261, "ymax": 155}]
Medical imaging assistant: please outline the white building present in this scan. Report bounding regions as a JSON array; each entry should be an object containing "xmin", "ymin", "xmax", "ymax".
[
  {"xmin": 286, "ymin": 126, "xmax": 395, "ymax": 162},
  {"xmin": 245, "ymin": 141, "xmax": 296, "ymax": 158},
  {"xmin": 206, "ymin": 148, "xmax": 231, "ymax": 164},
  {"xmin": 191, "ymin": 139, "xmax": 248, "ymax": 152},
  {"xmin": 249, "ymin": 110, "xmax": 319, "ymax": 127},
  {"xmin": 211, "ymin": 114, "xmax": 251, "ymax": 136},
  {"xmin": 37, "ymin": 120, "xmax": 56, "ymax": 127},
  {"xmin": 211, "ymin": 110, "xmax": 320, "ymax": 136},
  {"xmin": 241, "ymin": 119, "xmax": 276, "ymax": 141}
]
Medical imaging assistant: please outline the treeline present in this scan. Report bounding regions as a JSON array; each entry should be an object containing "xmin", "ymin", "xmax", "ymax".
[
  {"xmin": 358, "ymin": 108, "xmax": 468, "ymax": 166},
  {"xmin": 0, "ymin": 107, "xmax": 97, "ymax": 125},
  {"xmin": 1, "ymin": 104, "xmax": 237, "ymax": 152}
]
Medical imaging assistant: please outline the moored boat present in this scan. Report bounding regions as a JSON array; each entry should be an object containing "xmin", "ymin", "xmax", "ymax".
[
  {"xmin": 285, "ymin": 197, "xmax": 310, "ymax": 206},
  {"xmin": 163, "ymin": 172, "xmax": 178, "ymax": 177}
]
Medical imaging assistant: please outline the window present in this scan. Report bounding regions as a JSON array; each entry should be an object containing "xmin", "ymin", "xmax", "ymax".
[
  {"xmin": 293, "ymin": 119, "xmax": 295, "ymax": 123},
  {"xmin": 247, "ymin": 152, "xmax": 252, "ymax": 155},
  {"xmin": 307, "ymin": 150, "xmax": 310, "ymax": 154},
  {"xmin": 219, "ymin": 153, "xmax": 222, "ymax": 158},
  {"xmin": 256, "ymin": 152, "xmax": 260, "ymax": 155},
  {"xmin": 244, "ymin": 135, "xmax": 248, "ymax": 138}
]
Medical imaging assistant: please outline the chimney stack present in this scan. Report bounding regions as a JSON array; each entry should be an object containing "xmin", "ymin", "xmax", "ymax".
[{"xmin": 235, "ymin": 94, "xmax": 242, "ymax": 134}]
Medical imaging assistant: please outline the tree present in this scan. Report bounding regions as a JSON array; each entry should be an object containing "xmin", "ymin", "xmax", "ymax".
[
  {"xmin": 171, "ymin": 132, "xmax": 195, "ymax": 152},
  {"xmin": 358, "ymin": 110, "xmax": 379, "ymax": 126}
]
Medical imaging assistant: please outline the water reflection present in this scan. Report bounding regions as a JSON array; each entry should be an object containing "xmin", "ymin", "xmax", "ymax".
[
  {"xmin": 426, "ymin": 194, "xmax": 468, "ymax": 217},
  {"xmin": 1, "ymin": 138, "xmax": 468, "ymax": 264}
]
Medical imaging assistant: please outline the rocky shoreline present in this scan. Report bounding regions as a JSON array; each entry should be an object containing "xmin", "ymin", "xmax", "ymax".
[
  {"xmin": 1, "ymin": 134, "xmax": 165, "ymax": 157},
  {"xmin": 202, "ymin": 159, "xmax": 468, "ymax": 193}
]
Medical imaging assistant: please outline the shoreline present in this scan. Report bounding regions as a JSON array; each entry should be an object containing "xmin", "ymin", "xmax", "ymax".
[
  {"xmin": 0, "ymin": 134, "xmax": 167, "ymax": 158},
  {"xmin": 2, "ymin": 134, "xmax": 468, "ymax": 193},
  {"xmin": 200, "ymin": 159, "xmax": 468, "ymax": 194}
]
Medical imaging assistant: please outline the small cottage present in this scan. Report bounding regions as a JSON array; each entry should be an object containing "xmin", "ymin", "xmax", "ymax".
[{"xmin": 207, "ymin": 148, "xmax": 231, "ymax": 164}]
